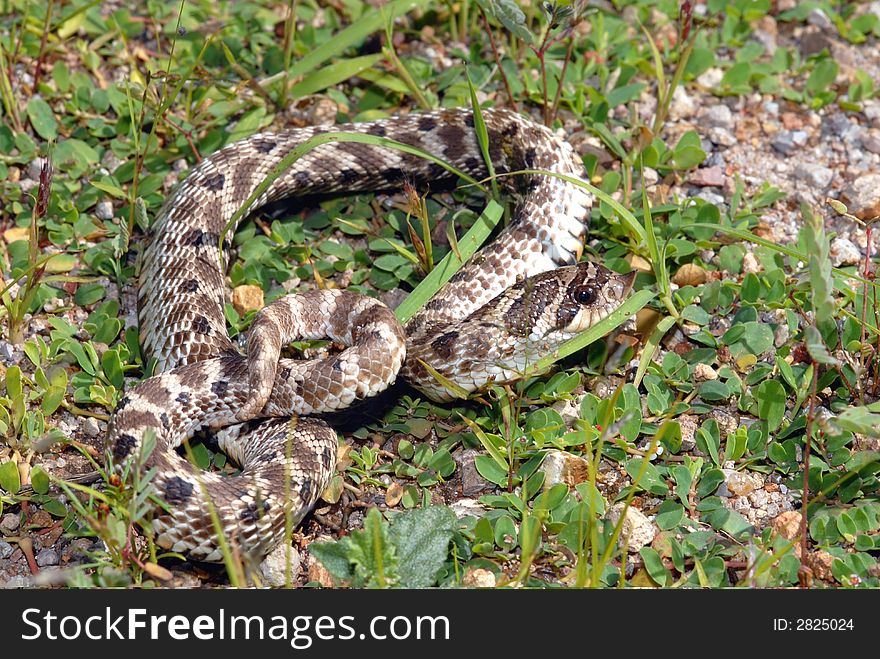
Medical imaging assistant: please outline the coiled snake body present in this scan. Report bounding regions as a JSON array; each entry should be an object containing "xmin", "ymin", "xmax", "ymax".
[{"xmin": 107, "ymin": 108, "xmax": 634, "ymax": 562}]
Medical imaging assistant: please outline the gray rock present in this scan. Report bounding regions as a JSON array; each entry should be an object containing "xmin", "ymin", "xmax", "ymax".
[
  {"xmin": 0, "ymin": 341, "xmax": 13, "ymax": 362},
  {"xmin": 696, "ymin": 67, "xmax": 723, "ymax": 88},
  {"xmin": 708, "ymin": 127, "xmax": 736, "ymax": 146},
  {"xmin": 35, "ymin": 548, "xmax": 59, "ymax": 567},
  {"xmin": 0, "ymin": 512, "xmax": 20, "ymax": 532},
  {"xmin": 704, "ymin": 151, "xmax": 726, "ymax": 169},
  {"xmin": 830, "ymin": 237, "xmax": 862, "ymax": 267},
  {"xmin": 763, "ymin": 100, "xmax": 779, "ymax": 116},
  {"xmin": 861, "ymin": 129, "xmax": 880, "ymax": 155},
  {"xmin": 0, "ymin": 540, "xmax": 13, "ymax": 559},
  {"xmin": 841, "ymin": 173, "xmax": 880, "ymax": 220},
  {"xmin": 605, "ymin": 503, "xmax": 657, "ymax": 552},
  {"xmin": 669, "ymin": 86, "xmax": 696, "ymax": 119},
  {"xmin": 694, "ymin": 190, "xmax": 726, "ymax": 206},
  {"xmin": 259, "ymin": 544, "xmax": 301, "ymax": 587},
  {"xmin": 771, "ymin": 130, "xmax": 808, "ymax": 155},
  {"xmin": 824, "ymin": 113, "xmax": 860, "ymax": 142},
  {"xmin": 704, "ymin": 104, "xmax": 733, "ymax": 129},
  {"xmin": 94, "ymin": 200, "xmax": 115, "ymax": 221},
  {"xmin": 794, "ymin": 162, "xmax": 834, "ymax": 188},
  {"xmin": 449, "ymin": 498, "xmax": 489, "ymax": 519},
  {"xmin": 457, "ymin": 449, "xmax": 493, "ymax": 496},
  {"xmin": 753, "ymin": 29, "xmax": 777, "ymax": 54},
  {"xmin": 2, "ymin": 575, "xmax": 36, "ymax": 589},
  {"xmin": 101, "ymin": 150, "xmax": 125, "ymax": 172},
  {"xmin": 26, "ymin": 159, "xmax": 45, "ymax": 180},
  {"xmin": 81, "ymin": 416, "xmax": 101, "ymax": 438}
]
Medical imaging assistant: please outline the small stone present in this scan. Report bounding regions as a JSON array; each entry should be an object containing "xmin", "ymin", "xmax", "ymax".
[
  {"xmin": 862, "ymin": 99, "xmax": 880, "ymax": 126},
  {"xmin": 694, "ymin": 190, "xmax": 726, "ymax": 206},
  {"xmin": 771, "ymin": 130, "xmax": 808, "ymax": 155},
  {"xmin": 551, "ymin": 398, "xmax": 580, "ymax": 427},
  {"xmin": 26, "ymin": 159, "xmax": 44, "ymax": 180},
  {"xmin": 747, "ymin": 488, "xmax": 769, "ymax": 507},
  {"xmin": 65, "ymin": 538, "xmax": 93, "ymax": 560},
  {"xmin": 769, "ymin": 511, "xmax": 803, "ymax": 541},
  {"xmin": 763, "ymin": 100, "xmax": 779, "ymax": 116},
  {"xmin": 696, "ymin": 67, "xmax": 723, "ymax": 89},
  {"xmin": 232, "ymin": 284, "xmax": 265, "ymax": 315},
  {"xmin": 81, "ymin": 416, "xmax": 101, "ymax": 438},
  {"xmin": 825, "ymin": 113, "xmax": 859, "ymax": 141},
  {"xmin": 35, "ymin": 548, "xmax": 59, "ymax": 567},
  {"xmin": 829, "ymin": 237, "xmax": 862, "ymax": 267},
  {"xmin": 462, "ymin": 567, "xmax": 496, "ymax": 588},
  {"xmin": 385, "ymin": 482, "xmax": 403, "ymax": 507},
  {"xmin": 2, "ymin": 575, "xmax": 36, "ymax": 588},
  {"xmin": 677, "ymin": 414, "xmax": 698, "ymax": 452},
  {"xmin": 458, "ymin": 449, "xmax": 493, "ymax": 496},
  {"xmin": 693, "ymin": 363, "xmax": 718, "ymax": 382},
  {"xmin": 540, "ymin": 450, "xmax": 590, "ymax": 489},
  {"xmin": 94, "ymin": 201, "xmax": 115, "ymax": 221},
  {"xmin": 259, "ymin": 544, "xmax": 301, "ymax": 587},
  {"xmin": 669, "ymin": 86, "xmax": 696, "ymax": 119},
  {"xmin": 794, "ymin": 163, "xmax": 833, "ymax": 189},
  {"xmin": 708, "ymin": 127, "xmax": 736, "ymax": 146},
  {"xmin": 0, "ymin": 540, "xmax": 12, "ymax": 559},
  {"xmin": 605, "ymin": 503, "xmax": 657, "ymax": 552},
  {"xmin": 305, "ymin": 96, "xmax": 339, "ymax": 126},
  {"xmin": 689, "ymin": 166, "xmax": 726, "ymax": 188},
  {"xmin": 449, "ymin": 498, "xmax": 489, "ymax": 519},
  {"xmin": 841, "ymin": 174, "xmax": 880, "ymax": 220},
  {"xmin": 0, "ymin": 342, "xmax": 14, "ymax": 362},
  {"xmin": 0, "ymin": 513, "xmax": 20, "ymax": 532},
  {"xmin": 805, "ymin": 550, "xmax": 834, "ymax": 581},
  {"xmin": 742, "ymin": 251, "xmax": 762, "ymax": 274},
  {"xmin": 861, "ymin": 129, "xmax": 880, "ymax": 155},
  {"xmin": 640, "ymin": 167, "xmax": 659, "ymax": 187},
  {"xmin": 704, "ymin": 104, "xmax": 733, "ymax": 129},
  {"xmin": 671, "ymin": 263, "xmax": 708, "ymax": 286}
]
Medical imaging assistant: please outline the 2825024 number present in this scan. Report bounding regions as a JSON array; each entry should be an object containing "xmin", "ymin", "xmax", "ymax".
[{"xmin": 796, "ymin": 619, "xmax": 854, "ymax": 631}]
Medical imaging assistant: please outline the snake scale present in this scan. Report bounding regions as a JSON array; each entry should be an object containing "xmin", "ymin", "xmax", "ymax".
[{"xmin": 106, "ymin": 108, "xmax": 635, "ymax": 562}]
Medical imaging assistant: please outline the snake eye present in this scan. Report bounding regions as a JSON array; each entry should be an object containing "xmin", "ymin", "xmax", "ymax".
[{"xmin": 574, "ymin": 286, "xmax": 595, "ymax": 305}]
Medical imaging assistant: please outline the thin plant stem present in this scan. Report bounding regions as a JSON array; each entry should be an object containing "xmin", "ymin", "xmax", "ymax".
[{"xmin": 480, "ymin": 7, "xmax": 518, "ymax": 112}]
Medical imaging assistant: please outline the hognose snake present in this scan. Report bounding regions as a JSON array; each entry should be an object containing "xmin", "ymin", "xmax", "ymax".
[{"xmin": 106, "ymin": 108, "xmax": 634, "ymax": 562}]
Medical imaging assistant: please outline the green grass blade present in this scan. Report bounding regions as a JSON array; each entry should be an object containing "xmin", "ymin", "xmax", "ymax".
[
  {"xmin": 281, "ymin": 0, "xmax": 431, "ymax": 81},
  {"xmin": 290, "ymin": 54, "xmax": 384, "ymax": 98},
  {"xmin": 395, "ymin": 200, "xmax": 504, "ymax": 323},
  {"xmin": 466, "ymin": 68, "xmax": 501, "ymax": 204},
  {"xmin": 525, "ymin": 288, "xmax": 654, "ymax": 376},
  {"xmin": 633, "ymin": 314, "xmax": 675, "ymax": 388}
]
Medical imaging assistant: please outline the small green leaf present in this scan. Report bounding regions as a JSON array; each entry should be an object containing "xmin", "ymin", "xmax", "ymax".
[
  {"xmin": 756, "ymin": 379, "xmax": 786, "ymax": 430},
  {"xmin": 27, "ymin": 98, "xmax": 58, "ymax": 140},
  {"xmin": 0, "ymin": 460, "xmax": 21, "ymax": 494},
  {"xmin": 30, "ymin": 465, "xmax": 50, "ymax": 495},
  {"xmin": 390, "ymin": 506, "xmax": 457, "ymax": 588}
]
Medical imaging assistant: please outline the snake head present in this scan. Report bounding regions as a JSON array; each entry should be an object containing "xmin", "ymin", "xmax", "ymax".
[{"xmin": 556, "ymin": 262, "xmax": 636, "ymax": 334}]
